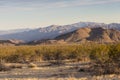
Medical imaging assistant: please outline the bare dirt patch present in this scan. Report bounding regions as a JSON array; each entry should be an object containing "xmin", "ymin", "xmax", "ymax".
[{"xmin": 0, "ymin": 62, "xmax": 119, "ymax": 80}]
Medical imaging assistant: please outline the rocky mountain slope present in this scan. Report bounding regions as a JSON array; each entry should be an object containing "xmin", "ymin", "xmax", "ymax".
[{"xmin": 55, "ymin": 27, "xmax": 120, "ymax": 43}]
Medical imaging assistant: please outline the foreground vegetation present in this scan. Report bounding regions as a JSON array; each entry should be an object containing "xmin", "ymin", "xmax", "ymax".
[{"xmin": 0, "ymin": 43, "xmax": 120, "ymax": 75}]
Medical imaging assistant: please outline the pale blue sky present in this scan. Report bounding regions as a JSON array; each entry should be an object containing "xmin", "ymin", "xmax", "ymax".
[{"xmin": 0, "ymin": 0, "xmax": 120, "ymax": 30}]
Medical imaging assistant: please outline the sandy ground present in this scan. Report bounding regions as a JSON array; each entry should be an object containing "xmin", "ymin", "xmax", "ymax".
[{"xmin": 0, "ymin": 62, "xmax": 120, "ymax": 80}]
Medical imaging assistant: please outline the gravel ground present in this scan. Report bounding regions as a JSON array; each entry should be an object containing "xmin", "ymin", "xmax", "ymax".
[{"xmin": 0, "ymin": 62, "xmax": 119, "ymax": 80}]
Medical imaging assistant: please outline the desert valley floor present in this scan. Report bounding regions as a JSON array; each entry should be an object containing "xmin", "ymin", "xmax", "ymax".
[{"xmin": 0, "ymin": 62, "xmax": 119, "ymax": 80}]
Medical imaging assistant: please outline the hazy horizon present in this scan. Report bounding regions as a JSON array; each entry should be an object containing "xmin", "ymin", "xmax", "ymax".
[
  {"xmin": 1, "ymin": 21, "xmax": 120, "ymax": 31},
  {"xmin": 0, "ymin": 0, "xmax": 120, "ymax": 30}
]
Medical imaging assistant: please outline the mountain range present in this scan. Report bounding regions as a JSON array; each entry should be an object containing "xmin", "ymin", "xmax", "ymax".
[{"xmin": 0, "ymin": 22, "xmax": 120, "ymax": 44}]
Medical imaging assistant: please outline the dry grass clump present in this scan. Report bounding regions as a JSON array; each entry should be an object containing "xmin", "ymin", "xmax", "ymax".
[
  {"xmin": 27, "ymin": 63, "xmax": 38, "ymax": 68},
  {"xmin": 0, "ymin": 63, "xmax": 11, "ymax": 71},
  {"xmin": 8, "ymin": 63, "xmax": 23, "ymax": 69}
]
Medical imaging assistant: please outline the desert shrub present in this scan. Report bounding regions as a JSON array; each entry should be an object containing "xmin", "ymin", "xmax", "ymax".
[
  {"xmin": 0, "ymin": 43, "xmax": 119, "ymax": 74},
  {"xmin": 89, "ymin": 44, "xmax": 109, "ymax": 75},
  {"xmin": 90, "ymin": 44, "xmax": 109, "ymax": 63},
  {"xmin": 0, "ymin": 44, "xmax": 94, "ymax": 63},
  {"xmin": 109, "ymin": 44, "xmax": 120, "ymax": 64},
  {"xmin": 108, "ymin": 44, "xmax": 120, "ymax": 74},
  {"xmin": 6, "ymin": 53, "xmax": 21, "ymax": 63},
  {"xmin": 90, "ymin": 44, "xmax": 120, "ymax": 75},
  {"xmin": 34, "ymin": 49, "xmax": 43, "ymax": 62}
]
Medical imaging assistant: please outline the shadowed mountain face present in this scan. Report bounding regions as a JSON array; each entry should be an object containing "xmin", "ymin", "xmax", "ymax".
[
  {"xmin": 55, "ymin": 27, "xmax": 120, "ymax": 43},
  {"xmin": 0, "ymin": 22, "xmax": 120, "ymax": 42}
]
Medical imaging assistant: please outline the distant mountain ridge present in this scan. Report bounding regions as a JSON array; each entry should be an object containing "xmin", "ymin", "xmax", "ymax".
[
  {"xmin": 0, "ymin": 22, "xmax": 120, "ymax": 42},
  {"xmin": 0, "ymin": 28, "xmax": 31, "ymax": 35},
  {"xmin": 0, "ymin": 39, "xmax": 24, "ymax": 46}
]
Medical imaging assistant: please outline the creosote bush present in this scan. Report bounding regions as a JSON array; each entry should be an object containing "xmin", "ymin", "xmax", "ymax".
[
  {"xmin": 0, "ymin": 44, "xmax": 91, "ymax": 63},
  {"xmin": 90, "ymin": 44, "xmax": 120, "ymax": 75}
]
